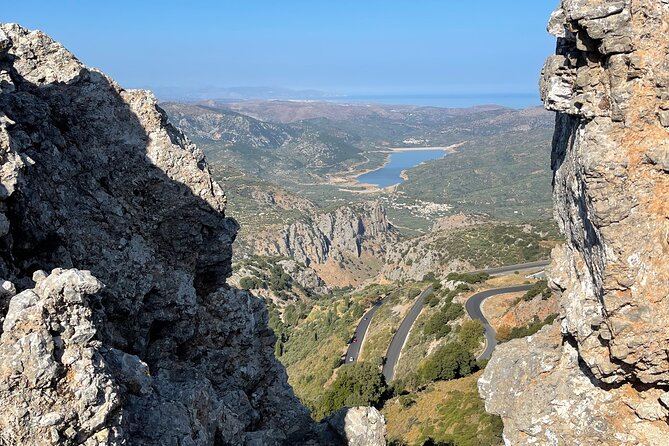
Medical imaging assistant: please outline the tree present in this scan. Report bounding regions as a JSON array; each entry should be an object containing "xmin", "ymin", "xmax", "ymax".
[
  {"xmin": 423, "ymin": 312, "xmax": 452, "ymax": 339},
  {"xmin": 442, "ymin": 302, "xmax": 464, "ymax": 321},
  {"xmin": 446, "ymin": 272, "xmax": 490, "ymax": 284},
  {"xmin": 316, "ymin": 362, "xmax": 388, "ymax": 419},
  {"xmin": 458, "ymin": 320, "xmax": 485, "ymax": 351},
  {"xmin": 425, "ymin": 292, "xmax": 440, "ymax": 307},
  {"xmin": 422, "ymin": 272, "xmax": 437, "ymax": 282},
  {"xmin": 418, "ymin": 342, "xmax": 477, "ymax": 384},
  {"xmin": 239, "ymin": 276, "xmax": 265, "ymax": 290}
]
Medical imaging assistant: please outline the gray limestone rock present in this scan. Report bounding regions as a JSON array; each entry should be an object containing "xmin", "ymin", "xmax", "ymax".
[
  {"xmin": 481, "ymin": 1, "xmax": 669, "ymax": 444},
  {"xmin": 0, "ymin": 23, "xmax": 384, "ymax": 445},
  {"xmin": 326, "ymin": 407, "xmax": 386, "ymax": 446}
]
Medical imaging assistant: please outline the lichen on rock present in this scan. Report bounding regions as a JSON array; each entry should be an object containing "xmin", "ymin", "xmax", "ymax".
[{"xmin": 480, "ymin": 1, "xmax": 669, "ymax": 445}]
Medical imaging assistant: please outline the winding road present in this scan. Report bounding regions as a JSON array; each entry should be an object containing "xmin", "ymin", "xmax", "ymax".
[
  {"xmin": 465, "ymin": 284, "xmax": 534, "ymax": 360},
  {"xmin": 345, "ymin": 296, "xmax": 387, "ymax": 363},
  {"xmin": 471, "ymin": 260, "xmax": 549, "ymax": 277},
  {"xmin": 343, "ymin": 261, "xmax": 547, "ymax": 381},
  {"xmin": 381, "ymin": 286, "xmax": 433, "ymax": 382}
]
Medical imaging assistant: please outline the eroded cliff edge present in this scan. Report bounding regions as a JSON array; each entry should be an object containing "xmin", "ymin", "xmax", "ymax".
[
  {"xmin": 0, "ymin": 24, "xmax": 384, "ymax": 445},
  {"xmin": 479, "ymin": 1, "xmax": 669, "ymax": 445}
]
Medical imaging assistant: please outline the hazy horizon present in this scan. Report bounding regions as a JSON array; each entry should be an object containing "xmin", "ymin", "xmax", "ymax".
[{"xmin": 4, "ymin": 0, "xmax": 558, "ymax": 106}]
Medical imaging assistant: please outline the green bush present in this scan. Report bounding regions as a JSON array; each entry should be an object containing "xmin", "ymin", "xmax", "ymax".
[
  {"xmin": 442, "ymin": 302, "xmax": 464, "ymax": 321},
  {"xmin": 423, "ymin": 302, "xmax": 464, "ymax": 339},
  {"xmin": 315, "ymin": 362, "xmax": 388, "ymax": 419},
  {"xmin": 457, "ymin": 320, "xmax": 485, "ymax": 352},
  {"xmin": 446, "ymin": 272, "xmax": 490, "ymax": 284},
  {"xmin": 425, "ymin": 292, "xmax": 440, "ymax": 308},
  {"xmin": 422, "ymin": 272, "xmax": 437, "ymax": 282},
  {"xmin": 268, "ymin": 264, "xmax": 292, "ymax": 293},
  {"xmin": 418, "ymin": 342, "xmax": 477, "ymax": 384},
  {"xmin": 399, "ymin": 394, "xmax": 416, "ymax": 408},
  {"xmin": 423, "ymin": 315, "xmax": 452, "ymax": 339},
  {"xmin": 521, "ymin": 279, "xmax": 551, "ymax": 301},
  {"xmin": 497, "ymin": 313, "xmax": 558, "ymax": 342},
  {"xmin": 239, "ymin": 276, "xmax": 266, "ymax": 290}
]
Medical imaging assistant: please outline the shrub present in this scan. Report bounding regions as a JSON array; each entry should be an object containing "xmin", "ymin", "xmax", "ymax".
[
  {"xmin": 497, "ymin": 313, "xmax": 558, "ymax": 342},
  {"xmin": 442, "ymin": 302, "xmax": 464, "ymax": 321},
  {"xmin": 424, "ymin": 315, "xmax": 452, "ymax": 339},
  {"xmin": 458, "ymin": 320, "xmax": 485, "ymax": 352},
  {"xmin": 315, "ymin": 362, "xmax": 388, "ymax": 419},
  {"xmin": 521, "ymin": 279, "xmax": 551, "ymax": 301},
  {"xmin": 425, "ymin": 292, "xmax": 440, "ymax": 307},
  {"xmin": 268, "ymin": 264, "xmax": 292, "ymax": 293},
  {"xmin": 239, "ymin": 276, "xmax": 265, "ymax": 290},
  {"xmin": 399, "ymin": 394, "xmax": 416, "ymax": 408},
  {"xmin": 423, "ymin": 303, "xmax": 464, "ymax": 339},
  {"xmin": 446, "ymin": 272, "xmax": 490, "ymax": 284},
  {"xmin": 418, "ymin": 342, "xmax": 477, "ymax": 384},
  {"xmin": 422, "ymin": 272, "xmax": 437, "ymax": 282}
]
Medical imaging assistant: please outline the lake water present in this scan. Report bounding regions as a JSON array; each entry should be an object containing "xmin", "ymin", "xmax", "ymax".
[{"xmin": 357, "ymin": 150, "xmax": 446, "ymax": 188}]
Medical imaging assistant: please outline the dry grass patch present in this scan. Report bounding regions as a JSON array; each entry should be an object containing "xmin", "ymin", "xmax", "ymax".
[{"xmin": 383, "ymin": 371, "xmax": 503, "ymax": 446}]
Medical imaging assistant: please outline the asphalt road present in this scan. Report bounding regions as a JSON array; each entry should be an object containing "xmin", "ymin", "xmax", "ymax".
[
  {"xmin": 473, "ymin": 260, "xmax": 550, "ymax": 277},
  {"xmin": 343, "ymin": 261, "xmax": 548, "ymax": 380},
  {"xmin": 465, "ymin": 284, "xmax": 534, "ymax": 360},
  {"xmin": 381, "ymin": 286, "xmax": 433, "ymax": 382},
  {"xmin": 345, "ymin": 296, "xmax": 386, "ymax": 363}
]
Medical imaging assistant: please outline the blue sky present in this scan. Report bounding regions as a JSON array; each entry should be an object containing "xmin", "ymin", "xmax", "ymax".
[{"xmin": 4, "ymin": 1, "xmax": 559, "ymax": 96}]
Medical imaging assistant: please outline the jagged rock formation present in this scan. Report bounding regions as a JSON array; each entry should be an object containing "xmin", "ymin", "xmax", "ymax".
[
  {"xmin": 480, "ymin": 1, "xmax": 669, "ymax": 445},
  {"xmin": 382, "ymin": 214, "xmax": 481, "ymax": 281},
  {"xmin": 257, "ymin": 202, "xmax": 396, "ymax": 266},
  {"xmin": 0, "ymin": 24, "xmax": 385, "ymax": 445}
]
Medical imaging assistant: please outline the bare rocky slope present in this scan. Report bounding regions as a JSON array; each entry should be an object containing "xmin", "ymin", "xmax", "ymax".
[
  {"xmin": 254, "ymin": 202, "xmax": 396, "ymax": 266},
  {"xmin": 0, "ymin": 24, "xmax": 384, "ymax": 445},
  {"xmin": 480, "ymin": 1, "xmax": 669, "ymax": 445}
]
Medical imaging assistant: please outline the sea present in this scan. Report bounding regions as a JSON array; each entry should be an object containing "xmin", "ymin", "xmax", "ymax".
[{"xmin": 329, "ymin": 93, "xmax": 541, "ymax": 109}]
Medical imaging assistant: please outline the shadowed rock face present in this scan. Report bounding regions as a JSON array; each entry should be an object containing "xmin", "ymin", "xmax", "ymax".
[
  {"xmin": 0, "ymin": 23, "xmax": 386, "ymax": 445},
  {"xmin": 479, "ymin": 1, "xmax": 669, "ymax": 445}
]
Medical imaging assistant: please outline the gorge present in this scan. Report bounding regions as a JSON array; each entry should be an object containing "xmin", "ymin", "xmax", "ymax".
[{"xmin": 2, "ymin": 0, "xmax": 669, "ymax": 444}]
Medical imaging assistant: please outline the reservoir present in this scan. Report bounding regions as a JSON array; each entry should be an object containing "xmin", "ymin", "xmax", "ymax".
[{"xmin": 356, "ymin": 149, "xmax": 447, "ymax": 188}]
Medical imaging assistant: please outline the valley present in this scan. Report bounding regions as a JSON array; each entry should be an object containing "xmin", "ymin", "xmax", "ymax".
[
  {"xmin": 161, "ymin": 98, "xmax": 561, "ymax": 445},
  {"xmin": 6, "ymin": 1, "xmax": 666, "ymax": 445}
]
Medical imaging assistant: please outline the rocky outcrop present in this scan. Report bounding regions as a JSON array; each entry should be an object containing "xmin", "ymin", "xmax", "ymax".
[
  {"xmin": 256, "ymin": 202, "xmax": 397, "ymax": 268},
  {"xmin": 326, "ymin": 407, "xmax": 386, "ymax": 446},
  {"xmin": 480, "ymin": 1, "xmax": 669, "ymax": 445},
  {"xmin": 277, "ymin": 259, "xmax": 329, "ymax": 295},
  {"xmin": 0, "ymin": 23, "xmax": 383, "ymax": 445}
]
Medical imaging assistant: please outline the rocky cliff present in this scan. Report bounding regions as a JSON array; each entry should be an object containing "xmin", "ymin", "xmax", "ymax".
[
  {"xmin": 480, "ymin": 1, "xmax": 669, "ymax": 445},
  {"xmin": 0, "ymin": 24, "xmax": 384, "ymax": 445},
  {"xmin": 253, "ymin": 202, "xmax": 398, "ymax": 287},
  {"xmin": 257, "ymin": 202, "xmax": 395, "ymax": 266}
]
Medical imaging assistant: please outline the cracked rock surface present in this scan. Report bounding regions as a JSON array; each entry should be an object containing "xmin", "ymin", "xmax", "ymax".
[
  {"xmin": 480, "ymin": 1, "xmax": 669, "ymax": 445},
  {"xmin": 0, "ymin": 23, "xmax": 385, "ymax": 445}
]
